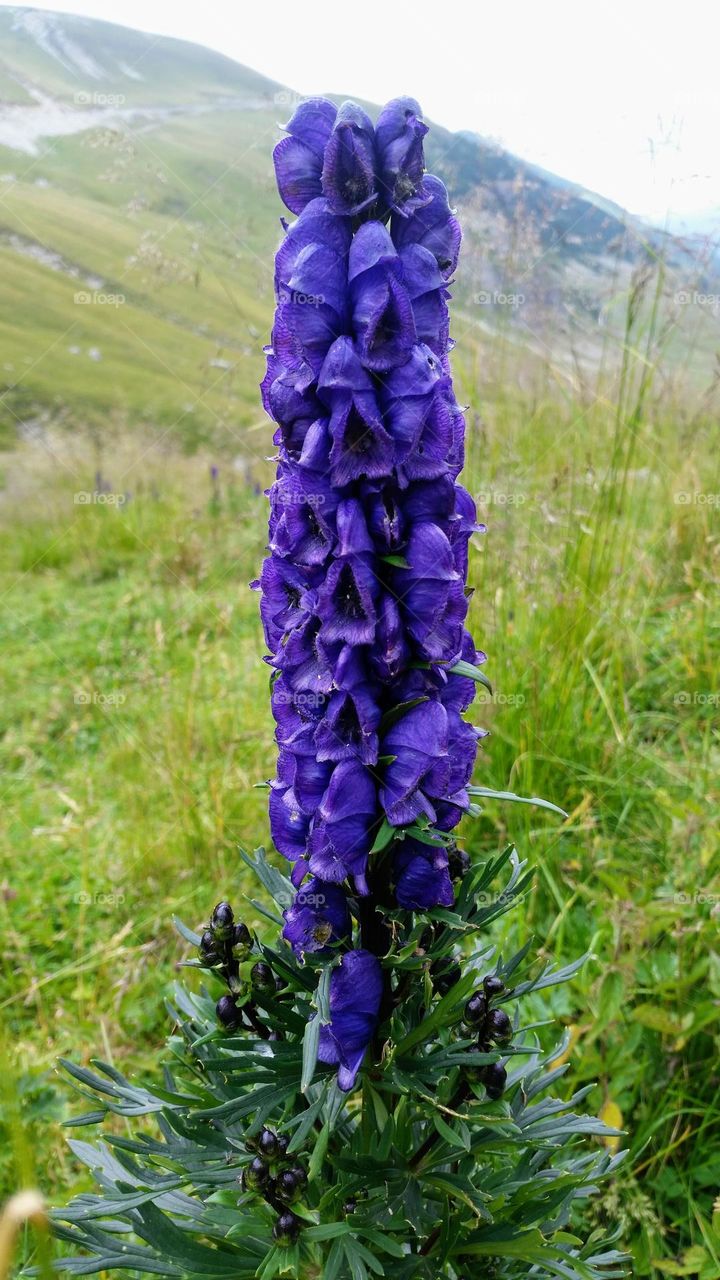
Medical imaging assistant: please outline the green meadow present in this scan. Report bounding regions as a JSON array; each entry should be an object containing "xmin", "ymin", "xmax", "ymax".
[{"xmin": 1, "ymin": 326, "xmax": 718, "ymax": 1275}]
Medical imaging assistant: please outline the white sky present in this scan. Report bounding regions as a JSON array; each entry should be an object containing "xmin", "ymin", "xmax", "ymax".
[{"xmin": 7, "ymin": 0, "xmax": 720, "ymax": 228}]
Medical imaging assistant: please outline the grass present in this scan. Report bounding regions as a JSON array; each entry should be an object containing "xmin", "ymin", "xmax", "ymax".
[{"xmin": 0, "ymin": 335, "xmax": 718, "ymax": 1276}]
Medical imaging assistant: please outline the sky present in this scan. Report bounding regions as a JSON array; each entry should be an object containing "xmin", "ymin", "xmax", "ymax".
[{"xmin": 7, "ymin": 0, "xmax": 720, "ymax": 229}]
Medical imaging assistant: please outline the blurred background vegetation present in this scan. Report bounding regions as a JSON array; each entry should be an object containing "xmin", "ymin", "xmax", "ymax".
[{"xmin": 0, "ymin": 9, "xmax": 718, "ymax": 1277}]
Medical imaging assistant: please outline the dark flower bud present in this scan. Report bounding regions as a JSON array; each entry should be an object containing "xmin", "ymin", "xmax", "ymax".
[
  {"xmin": 273, "ymin": 1210, "xmax": 301, "ymax": 1245},
  {"xmin": 269, "ymin": 1030, "xmax": 282, "ymax": 1042},
  {"xmin": 483, "ymin": 1062, "xmax": 507, "ymax": 1100},
  {"xmin": 274, "ymin": 975, "xmax": 287, "ymax": 991},
  {"xmin": 242, "ymin": 1156, "xmax": 269, "ymax": 1191},
  {"xmin": 233, "ymin": 922, "xmax": 252, "ymax": 950},
  {"xmin": 211, "ymin": 901, "xmax": 234, "ymax": 941},
  {"xmin": 198, "ymin": 929, "xmax": 219, "ymax": 964},
  {"xmin": 288, "ymin": 1164, "xmax": 307, "ymax": 1186},
  {"xmin": 216, "ymin": 994, "xmax": 240, "ymax": 1027},
  {"xmin": 258, "ymin": 1128, "xmax": 279, "ymax": 1159},
  {"xmin": 433, "ymin": 961, "xmax": 462, "ymax": 994},
  {"xmin": 343, "ymin": 1197, "xmax": 357, "ymax": 1215},
  {"xmin": 276, "ymin": 1134, "xmax": 289, "ymax": 1159},
  {"xmin": 486, "ymin": 1008, "xmax": 512, "ymax": 1043},
  {"xmin": 483, "ymin": 975, "xmax": 505, "ymax": 999},
  {"xmin": 251, "ymin": 961, "xmax": 275, "ymax": 994},
  {"xmin": 276, "ymin": 1170, "xmax": 301, "ymax": 1203},
  {"xmin": 448, "ymin": 846, "xmax": 470, "ymax": 880},
  {"xmin": 463, "ymin": 992, "xmax": 487, "ymax": 1027}
]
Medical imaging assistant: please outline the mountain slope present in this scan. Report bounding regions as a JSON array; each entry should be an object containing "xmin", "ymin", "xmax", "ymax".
[{"xmin": 0, "ymin": 6, "xmax": 716, "ymax": 446}]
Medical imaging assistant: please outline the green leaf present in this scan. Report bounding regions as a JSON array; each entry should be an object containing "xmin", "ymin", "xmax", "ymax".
[
  {"xmin": 379, "ymin": 697, "xmax": 429, "ymax": 732},
  {"xmin": 448, "ymin": 659, "xmax": 492, "ymax": 692},
  {"xmin": 172, "ymin": 917, "xmax": 202, "ymax": 947},
  {"xmin": 369, "ymin": 819, "xmax": 397, "ymax": 854},
  {"xmin": 467, "ymin": 785, "xmax": 568, "ymax": 818}
]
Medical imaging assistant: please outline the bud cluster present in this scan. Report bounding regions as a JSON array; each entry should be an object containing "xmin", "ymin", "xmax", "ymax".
[{"xmin": 240, "ymin": 1128, "xmax": 308, "ymax": 1245}]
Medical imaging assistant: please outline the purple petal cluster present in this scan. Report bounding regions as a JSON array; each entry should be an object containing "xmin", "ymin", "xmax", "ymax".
[{"xmin": 261, "ymin": 97, "xmax": 484, "ymax": 1090}]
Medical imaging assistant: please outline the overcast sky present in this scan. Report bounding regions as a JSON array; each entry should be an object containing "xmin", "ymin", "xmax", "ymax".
[{"xmin": 8, "ymin": 0, "xmax": 720, "ymax": 229}]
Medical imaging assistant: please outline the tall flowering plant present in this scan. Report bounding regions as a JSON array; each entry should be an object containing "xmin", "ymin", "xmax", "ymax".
[{"xmin": 52, "ymin": 99, "xmax": 626, "ymax": 1280}]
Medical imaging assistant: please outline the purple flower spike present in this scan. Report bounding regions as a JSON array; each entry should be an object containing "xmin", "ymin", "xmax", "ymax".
[
  {"xmin": 318, "ymin": 950, "xmax": 383, "ymax": 1090},
  {"xmin": 261, "ymin": 96, "xmax": 487, "ymax": 1090}
]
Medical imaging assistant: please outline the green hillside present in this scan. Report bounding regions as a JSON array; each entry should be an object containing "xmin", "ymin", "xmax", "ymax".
[{"xmin": 0, "ymin": 5, "xmax": 718, "ymax": 451}]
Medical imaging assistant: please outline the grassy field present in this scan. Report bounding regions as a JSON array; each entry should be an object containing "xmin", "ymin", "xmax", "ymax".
[{"xmin": 1, "ymin": 321, "xmax": 718, "ymax": 1277}]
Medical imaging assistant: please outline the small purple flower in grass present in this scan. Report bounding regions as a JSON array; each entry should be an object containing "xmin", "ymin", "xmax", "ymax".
[
  {"xmin": 318, "ymin": 950, "xmax": 383, "ymax": 1091},
  {"xmin": 282, "ymin": 877, "xmax": 351, "ymax": 955}
]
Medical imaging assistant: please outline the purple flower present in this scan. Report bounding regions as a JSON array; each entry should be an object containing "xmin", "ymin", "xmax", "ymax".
[
  {"xmin": 318, "ymin": 950, "xmax": 383, "ymax": 1090},
  {"xmin": 307, "ymin": 760, "xmax": 377, "ymax": 893},
  {"xmin": 393, "ymin": 837, "xmax": 454, "ymax": 910},
  {"xmin": 282, "ymin": 877, "xmax": 351, "ymax": 955},
  {"xmin": 380, "ymin": 700, "xmax": 449, "ymax": 826},
  {"xmin": 273, "ymin": 99, "xmax": 338, "ymax": 215},
  {"xmin": 376, "ymin": 97, "xmax": 429, "ymax": 216},
  {"xmin": 391, "ymin": 174, "xmax": 461, "ymax": 277},
  {"xmin": 321, "ymin": 102, "xmax": 377, "ymax": 217}
]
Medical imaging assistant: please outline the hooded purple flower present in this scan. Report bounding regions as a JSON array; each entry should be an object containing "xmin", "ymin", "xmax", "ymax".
[
  {"xmin": 380, "ymin": 700, "xmax": 449, "ymax": 826},
  {"xmin": 282, "ymin": 877, "xmax": 351, "ymax": 955},
  {"xmin": 273, "ymin": 99, "xmax": 338, "ymax": 215},
  {"xmin": 349, "ymin": 222, "xmax": 416, "ymax": 371},
  {"xmin": 393, "ymin": 837, "xmax": 454, "ymax": 910},
  {"xmin": 307, "ymin": 760, "xmax": 377, "ymax": 893},
  {"xmin": 321, "ymin": 102, "xmax": 377, "ymax": 217},
  {"xmin": 391, "ymin": 174, "xmax": 462, "ymax": 277},
  {"xmin": 318, "ymin": 950, "xmax": 383, "ymax": 1090},
  {"xmin": 375, "ymin": 97, "xmax": 429, "ymax": 217}
]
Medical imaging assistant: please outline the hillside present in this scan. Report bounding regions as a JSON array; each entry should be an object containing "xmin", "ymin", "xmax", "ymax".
[{"xmin": 0, "ymin": 5, "xmax": 718, "ymax": 448}]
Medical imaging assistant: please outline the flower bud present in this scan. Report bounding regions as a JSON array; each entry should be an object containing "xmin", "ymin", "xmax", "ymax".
[
  {"xmin": 258, "ymin": 1128, "xmax": 279, "ymax": 1159},
  {"xmin": 482, "ymin": 1062, "xmax": 507, "ymax": 1100},
  {"xmin": 486, "ymin": 1008, "xmax": 512, "ymax": 1043},
  {"xmin": 233, "ymin": 922, "xmax": 252, "ymax": 951},
  {"xmin": 242, "ymin": 1156, "xmax": 269, "ymax": 1191},
  {"xmin": 273, "ymin": 1210, "xmax": 300, "ymax": 1245},
  {"xmin": 211, "ymin": 901, "xmax": 234, "ymax": 942},
  {"xmin": 288, "ymin": 1163, "xmax": 307, "ymax": 1186},
  {"xmin": 463, "ymin": 992, "xmax": 487, "ymax": 1027},
  {"xmin": 276, "ymin": 1170, "xmax": 301, "ymax": 1203},
  {"xmin": 216, "ymin": 994, "xmax": 240, "ymax": 1028},
  {"xmin": 198, "ymin": 929, "xmax": 219, "ymax": 965},
  {"xmin": 343, "ymin": 1197, "xmax": 357, "ymax": 1215},
  {"xmin": 483, "ymin": 975, "xmax": 505, "ymax": 998},
  {"xmin": 251, "ymin": 961, "xmax": 275, "ymax": 995},
  {"xmin": 276, "ymin": 1134, "xmax": 289, "ymax": 1159},
  {"xmin": 448, "ymin": 846, "xmax": 470, "ymax": 879}
]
